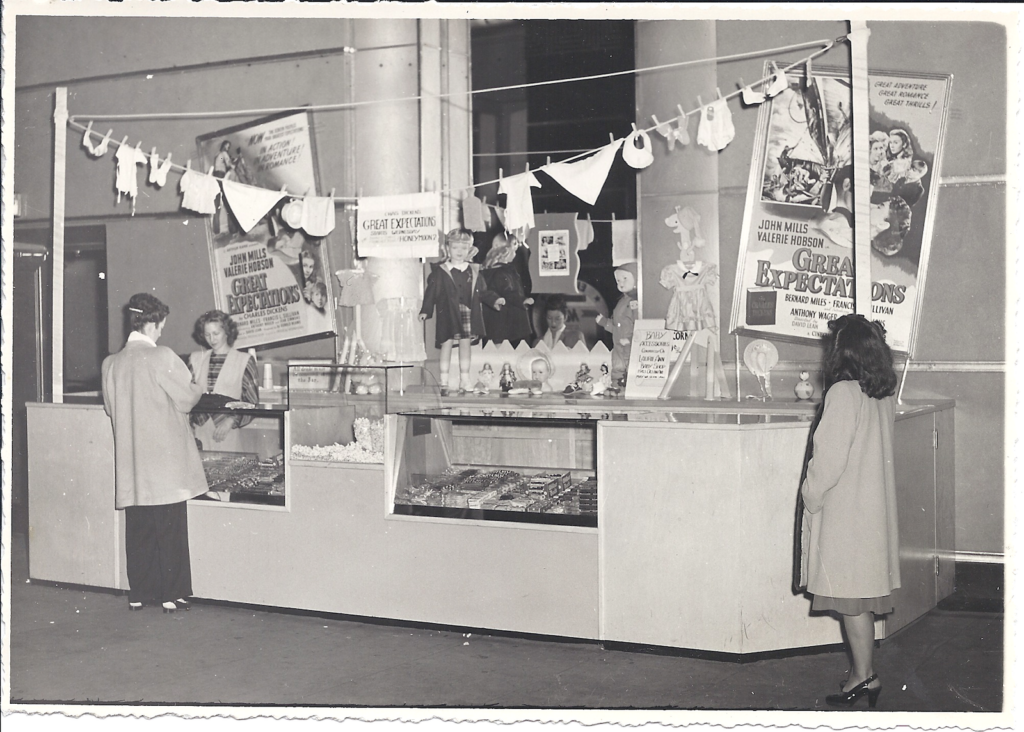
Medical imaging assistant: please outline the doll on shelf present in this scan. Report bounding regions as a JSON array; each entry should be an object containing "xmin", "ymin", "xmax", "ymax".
[
  {"xmin": 595, "ymin": 262, "xmax": 639, "ymax": 386},
  {"xmin": 660, "ymin": 206, "xmax": 718, "ymax": 334},
  {"xmin": 419, "ymin": 229, "xmax": 505, "ymax": 395},
  {"xmin": 473, "ymin": 363, "xmax": 495, "ymax": 395},
  {"xmin": 499, "ymin": 362, "xmax": 517, "ymax": 392}
]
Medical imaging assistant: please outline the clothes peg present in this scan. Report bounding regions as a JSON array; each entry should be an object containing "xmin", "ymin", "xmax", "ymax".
[
  {"xmin": 120, "ymin": 135, "xmax": 129, "ymax": 148},
  {"xmin": 716, "ymin": 88, "xmax": 723, "ymax": 100},
  {"xmin": 805, "ymin": 57, "xmax": 813, "ymax": 87},
  {"xmin": 609, "ymin": 132, "xmax": 616, "ymax": 145},
  {"xmin": 329, "ymin": 187, "xmax": 336, "ymax": 200},
  {"xmin": 697, "ymin": 95, "xmax": 704, "ymax": 108},
  {"xmin": 498, "ymin": 168, "xmax": 503, "ymax": 180},
  {"xmin": 677, "ymin": 104, "xmax": 686, "ymax": 119},
  {"xmin": 739, "ymin": 77, "xmax": 746, "ymax": 90},
  {"xmin": 206, "ymin": 165, "xmax": 215, "ymax": 175},
  {"xmin": 546, "ymin": 155, "xmax": 552, "ymax": 167},
  {"xmin": 525, "ymin": 162, "xmax": 530, "ymax": 173},
  {"xmin": 631, "ymin": 122, "xmax": 638, "ymax": 132},
  {"xmin": 151, "ymin": 146, "xmax": 158, "ymax": 161}
]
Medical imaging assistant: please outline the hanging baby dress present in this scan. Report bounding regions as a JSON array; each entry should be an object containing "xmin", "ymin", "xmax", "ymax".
[{"xmin": 660, "ymin": 261, "xmax": 719, "ymax": 333}]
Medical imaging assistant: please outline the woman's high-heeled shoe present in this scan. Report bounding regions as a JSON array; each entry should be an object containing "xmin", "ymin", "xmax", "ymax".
[
  {"xmin": 826, "ymin": 675, "xmax": 881, "ymax": 708},
  {"xmin": 128, "ymin": 601, "xmax": 144, "ymax": 612},
  {"xmin": 161, "ymin": 601, "xmax": 177, "ymax": 614}
]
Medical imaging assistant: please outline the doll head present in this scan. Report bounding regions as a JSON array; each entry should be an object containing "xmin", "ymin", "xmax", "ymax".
[
  {"xmin": 480, "ymin": 363, "xmax": 494, "ymax": 378},
  {"xmin": 531, "ymin": 357, "xmax": 551, "ymax": 383},
  {"xmin": 484, "ymin": 233, "xmax": 517, "ymax": 269},
  {"xmin": 613, "ymin": 262, "xmax": 638, "ymax": 294},
  {"xmin": 444, "ymin": 228, "xmax": 477, "ymax": 265}
]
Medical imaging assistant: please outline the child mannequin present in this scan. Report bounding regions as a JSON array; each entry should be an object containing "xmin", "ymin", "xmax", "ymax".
[
  {"xmin": 420, "ymin": 229, "xmax": 505, "ymax": 394},
  {"xmin": 595, "ymin": 262, "xmax": 639, "ymax": 385}
]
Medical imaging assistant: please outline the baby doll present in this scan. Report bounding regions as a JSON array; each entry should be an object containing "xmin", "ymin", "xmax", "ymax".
[
  {"xmin": 595, "ymin": 262, "xmax": 639, "ymax": 385},
  {"xmin": 420, "ymin": 229, "xmax": 506, "ymax": 394}
]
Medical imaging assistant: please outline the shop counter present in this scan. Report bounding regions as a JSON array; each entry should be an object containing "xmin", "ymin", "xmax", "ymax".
[{"xmin": 26, "ymin": 396, "xmax": 953, "ymax": 654}]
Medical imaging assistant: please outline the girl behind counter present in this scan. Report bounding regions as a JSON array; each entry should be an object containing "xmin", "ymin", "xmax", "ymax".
[
  {"xmin": 188, "ymin": 310, "xmax": 259, "ymax": 451},
  {"xmin": 798, "ymin": 313, "xmax": 899, "ymax": 708}
]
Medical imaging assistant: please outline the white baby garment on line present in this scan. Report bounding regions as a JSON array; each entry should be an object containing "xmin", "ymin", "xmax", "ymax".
[
  {"xmin": 300, "ymin": 195, "xmax": 337, "ymax": 237},
  {"xmin": 180, "ymin": 168, "xmax": 222, "ymax": 215},
  {"xmin": 696, "ymin": 99, "xmax": 735, "ymax": 152},
  {"xmin": 220, "ymin": 179, "xmax": 287, "ymax": 232},
  {"xmin": 149, "ymin": 150, "xmax": 174, "ymax": 188},
  {"xmin": 115, "ymin": 143, "xmax": 150, "ymax": 213},
  {"xmin": 498, "ymin": 171, "xmax": 542, "ymax": 231}
]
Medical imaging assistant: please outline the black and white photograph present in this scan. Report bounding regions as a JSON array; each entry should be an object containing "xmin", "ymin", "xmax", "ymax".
[{"xmin": 1, "ymin": 3, "xmax": 1017, "ymax": 731}]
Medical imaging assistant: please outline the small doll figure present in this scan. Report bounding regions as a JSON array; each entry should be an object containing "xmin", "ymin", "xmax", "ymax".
[
  {"xmin": 473, "ymin": 363, "xmax": 495, "ymax": 395},
  {"xmin": 591, "ymin": 363, "xmax": 612, "ymax": 396},
  {"xmin": 564, "ymin": 362, "xmax": 594, "ymax": 395},
  {"xmin": 420, "ymin": 229, "xmax": 506, "ymax": 394},
  {"xmin": 499, "ymin": 362, "xmax": 517, "ymax": 392},
  {"xmin": 595, "ymin": 262, "xmax": 639, "ymax": 384}
]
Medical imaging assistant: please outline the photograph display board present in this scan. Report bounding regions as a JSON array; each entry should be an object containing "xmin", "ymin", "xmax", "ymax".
[
  {"xmin": 730, "ymin": 67, "xmax": 951, "ymax": 353},
  {"xmin": 198, "ymin": 110, "xmax": 336, "ymax": 349}
]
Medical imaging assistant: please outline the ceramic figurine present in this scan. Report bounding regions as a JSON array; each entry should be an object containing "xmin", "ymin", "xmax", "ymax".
[{"xmin": 473, "ymin": 363, "xmax": 494, "ymax": 395}]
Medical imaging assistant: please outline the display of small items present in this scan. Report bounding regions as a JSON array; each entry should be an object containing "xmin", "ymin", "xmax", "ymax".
[
  {"xmin": 290, "ymin": 416, "xmax": 385, "ymax": 463},
  {"xmin": 395, "ymin": 467, "xmax": 597, "ymax": 516},
  {"xmin": 200, "ymin": 451, "xmax": 285, "ymax": 496}
]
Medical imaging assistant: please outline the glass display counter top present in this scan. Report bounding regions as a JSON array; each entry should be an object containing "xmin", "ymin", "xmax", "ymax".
[{"xmin": 400, "ymin": 407, "xmax": 815, "ymax": 425}]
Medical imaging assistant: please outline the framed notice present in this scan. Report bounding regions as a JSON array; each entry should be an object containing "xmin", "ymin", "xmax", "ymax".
[
  {"xmin": 623, "ymin": 319, "xmax": 688, "ymax": 399},
  {"xmin": 198, "ymin": 109, "xmax": 336, "ymax": 349},
  {"xmin": 356, "ymin": 191, "xmax": 441, "ymax": 259},
  {"xmin": 730, "ymin": 66, "xmax": 951, "ymax": 354}
]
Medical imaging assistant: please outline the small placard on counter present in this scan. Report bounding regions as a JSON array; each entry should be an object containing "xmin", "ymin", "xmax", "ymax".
[{"xmin": 623, "ymin": 319, "xmax": 686, "ymax": 399}]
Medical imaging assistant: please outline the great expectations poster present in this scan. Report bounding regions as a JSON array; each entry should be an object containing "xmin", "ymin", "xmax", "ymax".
[
  {"xmin": 198, "ymin": 110, "xmax": 336, "ymax": 349},
  {"xmin": 731, "ymin": 66, "xmax": 951, "ymax": 353}
]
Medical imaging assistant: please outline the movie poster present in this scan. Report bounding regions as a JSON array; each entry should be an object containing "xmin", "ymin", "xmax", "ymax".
[
  {"xmin": 730, "ymin": 68, "xmax": 951, "ymax": 353},
  {"xmin": 198, "ymin": 110, "xmax": 336, "ymax": 349}
]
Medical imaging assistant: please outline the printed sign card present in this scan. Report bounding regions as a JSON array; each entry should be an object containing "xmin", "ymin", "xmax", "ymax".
[
  {"xmin": 356, "ymin": 191, "xmax": 441, "ymax": 259},
  {"xmin": 623, "ymin": 319, "xmax": 687, "ymax": 399}
]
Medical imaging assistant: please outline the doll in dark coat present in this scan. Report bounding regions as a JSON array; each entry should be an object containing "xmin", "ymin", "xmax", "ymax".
[
  {"xmin": 482, "ymin": 232, "xmax": 534, "ymax": 345},
  {"xmin": 420, "ymin": 229, "xmax": 505, "ymax": 393},
  {"xmin": 595, "ymin": 262, "xmax": 639, "ymax": 384}
]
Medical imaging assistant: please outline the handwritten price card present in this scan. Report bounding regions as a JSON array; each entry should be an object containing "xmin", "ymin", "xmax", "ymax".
[{"xmin": 623, "ymin": 320, "xmax": 687, "ymax": 399}]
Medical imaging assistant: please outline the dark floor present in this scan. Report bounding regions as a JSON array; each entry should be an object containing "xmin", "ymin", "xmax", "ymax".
[{"xmin": 4, "ymin": 528, "xmax": 1003, "ymax": 714}]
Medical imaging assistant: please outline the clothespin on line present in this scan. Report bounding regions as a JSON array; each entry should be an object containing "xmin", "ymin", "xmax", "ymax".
[
  {"xmin": 677, "ymin": 104, "xmax": 687, "ymax": 120},
  {"xmin": 716, "ymin": 88, "xmax": 723, "ymax": 100},
  {"xmin": 697, "ymin": 95, "xmax": 704, "ymax": 108}
]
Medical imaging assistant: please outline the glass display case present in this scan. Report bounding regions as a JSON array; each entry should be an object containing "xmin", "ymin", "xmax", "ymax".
[
  {"xmin": 388, "ymin": 407, "xmax": 613, "ymax": 528},
  {"xmin": 287, "ymin": 361, "xmax": 441, "ymax": 464},
  {"xmin": 190, "ymin": 399, "xmax": 288, "ymax": 507},
  {"xmin": 388, "ymin": 407, "xmax": 815, "ymax": 528}
]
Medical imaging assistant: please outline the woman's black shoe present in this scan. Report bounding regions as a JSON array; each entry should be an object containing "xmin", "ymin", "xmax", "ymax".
[
  {"xmin": 173, "ymin": 598, "xmax": 191, "ymax": 611},
  {"xmin": 826, "ymin": 675, "xmax": 881, "ymax": 708}
]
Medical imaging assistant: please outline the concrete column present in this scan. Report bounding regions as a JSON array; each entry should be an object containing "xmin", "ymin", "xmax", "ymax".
[{"xmin": 351, "ymin": 19, "xmax": 471, "ymax": 358}]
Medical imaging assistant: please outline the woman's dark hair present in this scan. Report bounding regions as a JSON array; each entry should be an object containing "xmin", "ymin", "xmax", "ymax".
[
  {"xmin": 127, "ymin": 293, "xmax": 169, "ymax": 332},
  {"xmin": 821, "ymin": 314, "xmax": 897, "ymax": 399},
  {"xmin": 544, "ymin": 295, "xmax": 569, "ymax": 316},
  {"xmin": 192, "ymin": 310, "xmax": 239, "ymax": 348}
]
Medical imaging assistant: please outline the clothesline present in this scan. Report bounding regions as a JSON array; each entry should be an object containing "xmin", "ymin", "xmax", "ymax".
[
  {"xmin": 66, "ymin": 36, "xmax": 838, "ymax": 124},
  {"xmin": 64, "ymin": 33, "xmax": 842, "ymax": 213}
]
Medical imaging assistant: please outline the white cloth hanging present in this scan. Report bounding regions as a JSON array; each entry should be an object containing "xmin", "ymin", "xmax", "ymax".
[
  {"xmin": 575, "ymin": 217, "xmax": 595, "ymax": 251},
  {"xmin": 766, "ymin": 63, "xmax": 789, "ymax": 97},
  {"xmin": 542, "ymin": 140, "xmax": 623, "ymax": 206},
  {"xmin": 148, "ymin": 149, "xmax": 174, "ymax": 187},
  {"xmin": 498, "ymin": 171, "xmax": 542, "ymax": 231},
  {"xmin": 696, "ymin": 99, "xmax": 735, "ymax": 152},
  {"xmin": 115, "ymin": 143, "xmax": 149, "ymax": 213},
  {"xmin": 300, "ymin": 195, "xmax": 336, "ymax": 237},
  {"xmin": 622, "ymin": 129, "xmax": 654, "ymax": 169},
  {"xmin": 742, "ymin": 85, "xmax": 766, "ymax": 105},
  {"xmin": 461, "ymin": 194, "xmax": 487, "ymax": 232},
  {"xmin": 180, "ymin": 167, "xmax": 221, "ymax": 215},
  {"xmin": 220, "ymin": 179, "xmax": 287, "ymax": 232},
  {"xmin": 611, "ymin": 219, "xmax": 637, "ymax": 266}
]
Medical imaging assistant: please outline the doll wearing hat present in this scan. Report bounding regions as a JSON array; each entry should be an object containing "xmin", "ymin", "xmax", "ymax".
[
  {"xmin": 595, "ymin": 262, "xmax": 639, "ymax": 384},
  {"xmin": 420, "ymin": 229, "xmax": 505, "ymax": 394}
]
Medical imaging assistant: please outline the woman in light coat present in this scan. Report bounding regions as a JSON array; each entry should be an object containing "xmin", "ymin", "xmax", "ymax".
[
  {"xmin": 798, "ymin": 314, "xmax": 899, "ymax": 708},
  {"xmin": 102, "ymin": 293, "xmax": 209, "ymax": 613}
]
